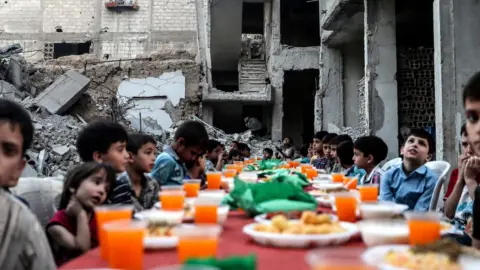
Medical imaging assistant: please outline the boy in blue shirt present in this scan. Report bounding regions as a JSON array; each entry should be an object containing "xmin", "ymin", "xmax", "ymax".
[
  {"xmin": 150, "ymin": 121, "xmax": 208, "ymax": 186},
  {"xmin": 353, "ymin": 136, "xmax": 388, "ymax": 185},
  {"xmin": 380, "ymin": 129, "xmax": 438, "ymax": 211},
  {"xmin": 337, "ymin": 141, "xmax": 366, "ymax": 180}
]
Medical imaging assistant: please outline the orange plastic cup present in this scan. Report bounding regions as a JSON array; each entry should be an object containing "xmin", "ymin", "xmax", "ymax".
[
  {"xmin": 222, "ymin": 169, "xmax": 237, "ymax": 178},
  {"xmin": 235, "ymin": 165, "xmax": 243, "ymax": 173},
  {"xmin": 405, "ymin": 211, "xmax": 442, "ymax": 245},
  {"xmin": 194, "ymin": 204, "xmax": 218, "ymax": 224},
  {"xmin": 301, "ymin": 164, "xmax": 312, "ymax": 173},
  {"xmin": 94, "ymin": 205, "xmax": 133, "ymax": 260},
  {"xmin": 160, "ymin": 190, "xmax": 185, "ymax": 211},
  {"xmin": 174, "ymin": 225, "xmax": 222, "ymax": 263},
  {"xmin": 331, "ymin": 173, "xmax": 344, "ymax": 183},
  {"xmin": 184, "ymin": 179, "xmax": 201, "ymax": 198},
  {"xmin": 358, "ymin": 184, "xmax": 379, "ymax": 202},
  {"xmin": 206, "ymin": 172, "xmax": 222, "ymax": 190},
  {"xmin": 345, "ymin": 178, "xmax": 358, "ymax": 190},
  {"xmin": 104, "ymin": 220, "xmax": 146, "ymax": 270},
  {"xmin": 334, "ymin": 192, "xmax": 357, "ymax": 222},
  {"xmin": 280, "ymin": 163, "xmax": 291, "ymax": 169},
  {"xmin": 233, "ymin": 161, "xmax": 244, "ymax": 166},
  {"xmin": 290, "ymin": 160, "xmax": 301, "ymax": 168},
  {"xmin": 306, "ymin": 168, "xmax": 318, "ymax": 179}
]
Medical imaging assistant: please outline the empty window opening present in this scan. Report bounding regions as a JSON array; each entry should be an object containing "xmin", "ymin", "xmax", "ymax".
[
  {"xmin": 242, "ymin": 3, "xmax": 264, "ymax": 34},
  {"xmin": 53, "ymin": 42, "xmax": 91, "ymax": 59},
  {"xmin": 212, "ymin": 103, "xmax": 269, "ymax": 135},
  {"xmin": 212, "ymin": 71, "xmax": 238, "ymax": 92},
  {"xmin": 283, "ymin": 69, "xmax": 318, "ymax": 145},
  {"xmin": 280, "ymin": 0, "xmax": 320, "ymax": 47},
  {"xmin": 396, "ymin": 0, "xmax": 435, "ymax": 149}
]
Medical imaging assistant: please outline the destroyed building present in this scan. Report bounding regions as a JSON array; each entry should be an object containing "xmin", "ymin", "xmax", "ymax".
[{"xmin": 1, "ymin": 0, "xmax": 479, "ymax": 168}]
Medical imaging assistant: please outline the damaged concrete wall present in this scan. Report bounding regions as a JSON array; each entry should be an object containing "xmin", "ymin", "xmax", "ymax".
[{"xmin": 117, "ymin": 70, "xmax": 186, "ymax": 136}]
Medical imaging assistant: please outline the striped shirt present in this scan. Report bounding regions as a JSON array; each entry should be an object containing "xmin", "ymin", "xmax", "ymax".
[
  {"xmin": 0, "ymin": 189, "xmax": 56, "ymax": 270},
  {"xmin": 360, "ymin": 166, "xmax": 385, "ymax": 185},
  {"xmin": 108, "ymin": 172, "xmax": 159, "ymax": 212}
]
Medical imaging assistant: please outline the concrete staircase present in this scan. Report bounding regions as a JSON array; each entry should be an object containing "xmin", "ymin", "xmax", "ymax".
[{"xmin": 238, "ymin": 60, "xmax": 268, "ymax": 92}]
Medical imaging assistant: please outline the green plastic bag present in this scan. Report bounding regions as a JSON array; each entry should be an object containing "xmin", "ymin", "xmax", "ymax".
[
  {"xmin": 270, "ymin": 172, "xmax": 310, "ymax": 187},
  {"xmin": 185, "ymin": 254, "xmax": 257, "ymax": 270},
  {"xmin": 258, "ymin": 159, "xmax": 282, "ymax": 170}
]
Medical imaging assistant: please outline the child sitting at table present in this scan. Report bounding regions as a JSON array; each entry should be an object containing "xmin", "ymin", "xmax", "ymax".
[
  {"xmin": 310, "ymin": 131, "xmax": 328, "ymax": 162},
  {"xmin": 312, "ymin": 132, "xmax": 336, "ymax": 170},
  {"xmin": 329, "ymin": 134, "xmax": 353, "ymax": 173},
  {"xmin": 296, "ymin": 144, "xmax": 311, "ymax": 164},
  {"xmin": 185, "ymin": 153, "xmax": 207, "ymax": 188},
  {"xmin": 379, "ymin": 129, "xmax": 437, "ymax": 211},
  {"xmin": 228, "ymin": 149, "xmax": 244, "ymax": 163},
  {"xmin": 337, "ymin": 141, "xmax": 366, "ymax": 180},
  {"xmin": 0, "ymin": 99, "xmax": 56, "ymax": 269},
  {"xmin": 353, "ymin": 136, "xmax": 388, "ymax": 185},
  {"xmin": 150, "ymin": 120, "xmax": 209, "ymax": 186},
  {"xmin": 108, "ymin": 133, "xmax": 160, "ymax": 212},
  {"xmin": 76, "ymin": 121, "xmax": 130, "ymax": 173},
  {"xmin": 263, "ymin": 148, "xmax": 273, "ymax": 160},
  {"xmin": 46, "ymin": 162, "xmax": 117, "ymax": 266}
]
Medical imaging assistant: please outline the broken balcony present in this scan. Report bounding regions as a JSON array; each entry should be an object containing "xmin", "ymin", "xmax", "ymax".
[{"xmin": 321, "ymin": 0, "xmax": 364, "ymax": 46}]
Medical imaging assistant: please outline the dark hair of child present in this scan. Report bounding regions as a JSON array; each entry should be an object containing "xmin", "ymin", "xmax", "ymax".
[
  {"xmin": 174, "ymin": 120, "xmax": 209, "ymax": 149},
  {"xmin": 406, "ymin": 128, "xmax": 435, "ymax": 155},
  {"xmin": 0, "ymin": 99, "xmax": 34, "ymax": 155},
  {"xmin": 329, "ymin": 134, "xmax": 353, "ymax": 145},
  {"xmin": 322, "ymin": 133, "xmax": 338, "ymax": 144},
  {"xmin": 76, "ymin": 121, "xmax": 128, "ymax": 162},
  {"xmin": 353, "ymin": 136, "xmax": 389, "ymax": 165},
  {"xmin": 313, "ymin": 131, "xmax": 329, "ymax": 141},
  {"xmin": 337, "ymin": 141, "xmax": 354, "ymax": 167},
  {"xmin": 300, "ymin": 144, "xmax": 309, "ymax": 157},
  {"xmin": 462, "ymin": 71, "xmax": 480, "ymax": 105},
  {"xmin": 228, "ymin": 149, "xmax": 243, "ymax": 160},
  {"xmin": 126, "ymin": 133, "xmax": 156, "ymax": 154},
  {"xmin": 207, "ymin": 139, "xmax": 221, "ymax": 153},
  {"xmin": 263, "ymin": 148, "xmax": 273, "ymax": 156},
  {"xmin": 461, "ymin": 123, "xmax": 467, "ymax": 137},
  {"xmin": 238, "ymin": 143, "xmax": 251, "ymax": 152},
  {"xmin": 58, "ymin": 162, "xmax": 117, "ymax": 210}
]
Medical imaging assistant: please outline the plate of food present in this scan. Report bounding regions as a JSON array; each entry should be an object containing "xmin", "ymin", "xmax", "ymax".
[
  {"xmin": 362, "ymin": 239, "xmax": 480, "ymax": 270},
  {"xmin": 153, "ymin": 201, "xmax": 230, "ymax": 225},
  {"xmin": 154, "ymin": 198, "xmax": 195, "ymax": 221},
  {"xmin": 243, "ymin": 211, "xmax": 358, "ymax": 248},
  {"xmin": 254, "ymin": 211, "xmax": 337, "ymax": 224},
  {"xmin": 134, "ymin": 210, "xmax": 181, "ymax": 249}
]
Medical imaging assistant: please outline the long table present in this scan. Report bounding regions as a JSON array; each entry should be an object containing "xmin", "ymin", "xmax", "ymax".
[{"xmin": 60, "ymin": 210, "xmax": 367, "ymax": 269}]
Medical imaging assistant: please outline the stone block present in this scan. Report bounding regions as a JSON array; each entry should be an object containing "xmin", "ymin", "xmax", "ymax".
[{"xmin": 34, "ymin": 70, "xmax": 90, "ymax": 115}]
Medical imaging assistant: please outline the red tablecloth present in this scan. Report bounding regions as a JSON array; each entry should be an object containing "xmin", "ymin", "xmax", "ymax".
[{"xmin": 60, "ymin": 210, "xmax": 367, "ymax": 270}]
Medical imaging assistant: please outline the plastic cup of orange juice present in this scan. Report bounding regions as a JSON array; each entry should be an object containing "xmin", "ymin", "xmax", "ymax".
[
  {"xmin": 222, "ymin": 169, "xmax": 237, "ymax": 178},
  {"xmin": 331, "ymin": 173, "xmax": 344, "ymax": 183},
  {"xmin": 159, "ymin": 190, "xmax": 185, "ymax": 211},
  {"xmin": 306, "ymin": 168, "xmax": 318, "ymax": 179},
  {"xmin": 174, "ymin": 225, "xmax": 222, "ymax": 263},
  {"xmin": 194, "ymin": 197, "xmax": 221, "ymax": 224},
  {"xmin": 104, "ymin": 220, "xmax": 146, "ymax": 270},
  {"xmin": 358, "ymin": 184, "xmax": 379, "ymax": 202},
  {"xmin": 404, "ymin": 211, "xmax": 442, "ymax": 245},
  {"xmin": 94, "ymin": 205, "xmax": 133, "ymax": 260},
  {"xmin": 184, "ymin": 179, "xmax": 201, "ymax": 198},
  {"xmin": 333, "ymin": 192, "xmax": 357, "ymax": 222},
  {"xmin": 233, "ymin": 161, "xmax": 244, "ymax": 166},
  {"xmin": 300, "ymin": 164, "xmax": 312, "ymax": 173},
  {"xmin": 306, "ymin": 249, "xmax": 376, "ymax": 270},
  {"xmin": 206, "ymin": 171, "xmax": 222, "ymax": 189},
  {"xmin": 225, "ymin": 164, "xmax": 237, "ymax": 171}
]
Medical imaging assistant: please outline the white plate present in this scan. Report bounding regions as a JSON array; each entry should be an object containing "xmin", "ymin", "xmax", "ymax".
[
  {"xmin": 243, "ymin": 221, "xmax": 358, "ymax": 248},
  {"xmin": 362, "ymin": 245, "xmax": 480, "ymax": 270},
  {"xmin": 153, "ymin": 202, "xmax": 229, "ymax": 224},
  {"xmin": 144, "ymin": 235, "xmax": 178, "ymax": 249},
  {"xmin": 313, "ymin": 183, "xmax": 344, "ymax": 190},
  {"xmin": 253, "ymin": 213, "xmax": 338, "ymax": 224}
]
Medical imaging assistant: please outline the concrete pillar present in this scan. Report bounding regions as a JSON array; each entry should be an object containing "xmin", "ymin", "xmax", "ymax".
[
  {"xmin": 270, "ymin": 0, "xmax": 283, "ymax": 141},
  {"xmin": 434, "ymin": 0, "xmax": 480, "ymax": 164},
  {"xmin": 202, "ymin": 105, "xmax": 214, "ymax": 126},
  {"xmin": 364, "ymin": 0, "xmax": 399, "ymax": 159}
]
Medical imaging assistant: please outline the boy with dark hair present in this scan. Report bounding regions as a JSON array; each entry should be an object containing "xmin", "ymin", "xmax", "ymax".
[
  {"xmin": 206, "ymin": 139, "xmax": 224, "ymax": 171},
  {"xmin": 76, "ymin": 121, "xmax": 129, "ymax": 173},
  {"xmin": 310, "ymin": 131, "xmax": 329, "ymax": 162},
  {"xmin": 230, "ymin": 141, "xmax": 240, "ymax": 151},
  {"xmin": 297, "ymin": 144, "xmax": 310, "ymax": 164},
  {"xmin": 228, "ymin": 149, "xmax": 243, "ymax": 162},
  {"xmin": 151, "ymin": 120, "xmax": 209, "ymax": 186},
  {"xmin": 329, "ymin": 134, "xmax": 353, "ymax": 173},
  {"xmin": 380, "ymin": 129, "xmax": 438, "ymax": 211},
  {"xmin": 238, "ymin": 143, "xmax": 251, "ymax": 158},
  {"xmin": 0, "ymin": 99, "xmax": 56, "ymax": 269},
  {"xmin": 109, "ymin": 133, "xmax": 159, "ymax": 212},
  {"xmin": 337, "ymin": 141, "xmax": 366, "ymax": 179},
  {"xmin": 353, "ymin": 136, "xmax": 388, "ymax": 185},
  {"xmin": 312, "ymin": 133, "xmax": 337, "ymax": 171},
  {"xmin": 263, "ymin": 148, "xmax": 273, "ymax": 160}
]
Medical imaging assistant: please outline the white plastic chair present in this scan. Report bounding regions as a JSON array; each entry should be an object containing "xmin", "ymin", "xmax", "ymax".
[
  {"xmin": 425, "ymin": 161, "xmax": 451, "ymax": 211},
  {"xmin": 381, "ymin": 157, "xmax": 402, "ymax": 172}
]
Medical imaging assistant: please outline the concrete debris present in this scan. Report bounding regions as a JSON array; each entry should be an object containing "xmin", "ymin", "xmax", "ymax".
[
  {"xmin": 0, "ymin": 44, "xmax": 23, "ymax": 59},
  {"xmin": 52, "ymin": 145, "xmax": 70, "ymax": 156},
  {"xmin": 34, "ymin": 70, "xmax": 90, "ymax": 115},
  {"xmin": 0, "ymin": 80, "xmax": 17, "ymax": 98}
]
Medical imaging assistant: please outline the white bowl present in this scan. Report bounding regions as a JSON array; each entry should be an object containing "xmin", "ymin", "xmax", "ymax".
[
  {"xmin": 134, "ymin": 210, "xmax": 184, "ymax": 225},
  {"xmin": 359, "ymin": 202, "xmax": 408, "ymax": 219},
  {"xmin": 358, "ymin": 220, "xmax": 409, "ymax": 247}
]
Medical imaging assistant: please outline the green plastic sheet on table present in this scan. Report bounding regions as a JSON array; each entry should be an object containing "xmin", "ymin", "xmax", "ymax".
[
  {"xmin": 224, "ymin": 178, "xmax": 317, "ymax": 217},
  {"xmin": 185, "ymin": 254, "xmax": 257, "ymax": 270},
  {"xmin": 257, "ymin": 159, "xmax": 282, "ymax": 170}
]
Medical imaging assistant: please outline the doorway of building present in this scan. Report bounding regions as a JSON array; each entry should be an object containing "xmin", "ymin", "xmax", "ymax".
[{"xmin": 282, "ymin": 70, "xmax": 318, "ymax": 147}]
